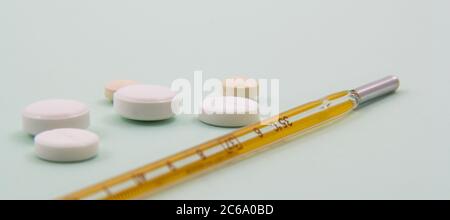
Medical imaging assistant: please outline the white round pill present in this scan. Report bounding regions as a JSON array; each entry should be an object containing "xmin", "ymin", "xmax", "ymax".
[
  {"xmin": 35, "ymin": 128, "xmax": 99, "ymax": 162},
  {"xmin": 22, "ymin": 99, "xmax": 90, "ymax": 135},
  {"xmin": 113, "ymin": 84, "xmax": 179, "ymax": 121},
  {"xmin": 198, "ymin": 96, "xmax": 260, "ymax": 127},
  {"xmin": 104, "ymin": 80, "xmax": 138, "ymax": 101}
]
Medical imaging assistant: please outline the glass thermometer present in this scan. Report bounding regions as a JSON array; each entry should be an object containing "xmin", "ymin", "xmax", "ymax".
[{"xmin": 61, "ymin": 76, "xmax": 400, "ymax": 200}]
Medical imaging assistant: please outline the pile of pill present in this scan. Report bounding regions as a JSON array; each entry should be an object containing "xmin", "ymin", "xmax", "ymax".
[
  {"xmin": 22, "ymin": 99, "xmax": 97, "ymax": 162},
  {"xmin": 22, "ymin": 77, "xmax": 260, "ymax": 162}
]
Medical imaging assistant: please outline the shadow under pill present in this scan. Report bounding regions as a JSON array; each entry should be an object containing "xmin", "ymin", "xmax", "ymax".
[
  {"xmin": 194, "ymin": 117, "xmax": 237, "ymax": 130},
  {"xmin": 117, "ymin": 116, "xmax": 177, "ymax": 127},
  {"xmin": 10, "ymin": 131, "xmax": 34, "ymax": 146},
  {"xmin": 32, "ymin": 153, "xmax": 99, "ymax": 164}
]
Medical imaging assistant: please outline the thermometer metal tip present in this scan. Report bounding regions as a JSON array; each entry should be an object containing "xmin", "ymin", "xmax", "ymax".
[{"xmin": 352, "ymin": 75, "xmax": 400, "ymax": 105}]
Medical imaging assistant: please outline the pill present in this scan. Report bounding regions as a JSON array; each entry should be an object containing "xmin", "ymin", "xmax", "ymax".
[
  {"xmin": 35, "ymin": 128, "xmax": 99, "ymax": 162},
  {"xmin": 198, "ymin": 96, "xmax": 260, "ymax": 127},
  {"xmin": 223, "ymin": 76, "xmax": 259, "ymax": 100},
  {"xmin": 104, "ymin": 80, "xmax": 138, "ymax": 101},
  {"xmin": 22, "ymin": 99, "xmax": 90, "ymax": 135},
  {"xmin": 114, "ymin": 84, "xmax": 179, "ymax": 121}
]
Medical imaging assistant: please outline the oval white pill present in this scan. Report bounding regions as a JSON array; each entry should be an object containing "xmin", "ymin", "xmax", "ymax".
[
  {"xmin": 104, "ymin": 80, "xmax": 138, "ymax": 101},
  {"xmin": 113, "ymin": 84, "xmax": 179, "ymax": 121},
  {"xmin": 199, "ymin": 96, "xmax": 260, "ymax": 127},
  {"xmin": 35, "ymin": 128, "xmax": 99, "ymax": 162},
  {"xmin": 22, "ymin": 99, "xmax": 90, "ymax": 135}
]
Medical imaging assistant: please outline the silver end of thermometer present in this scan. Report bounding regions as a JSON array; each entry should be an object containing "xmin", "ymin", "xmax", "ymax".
[{"xmin": 351, "ymin": 75, "xmax": 400, "ymax": 106}]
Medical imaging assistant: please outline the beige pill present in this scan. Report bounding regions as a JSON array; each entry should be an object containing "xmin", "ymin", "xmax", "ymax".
[
  {"xmin": 223, "ymin": 76, "xmax": 259, "ymax": 100},
  {"xmin": 104, "ymin": 80, "xmax": 138, "ymax": 101}
]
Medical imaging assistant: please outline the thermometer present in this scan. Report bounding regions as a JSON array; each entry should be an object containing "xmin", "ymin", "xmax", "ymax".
[{"xmin": 62, "ymin": 76, "xmax": 400, "ymax": 200}]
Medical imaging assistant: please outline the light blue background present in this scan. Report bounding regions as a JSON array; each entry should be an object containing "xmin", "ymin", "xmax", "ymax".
[{"xmin": 0, "ymin": 0, "xmax": 448, "ymax": 199}]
